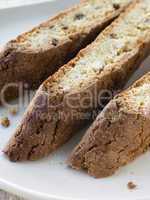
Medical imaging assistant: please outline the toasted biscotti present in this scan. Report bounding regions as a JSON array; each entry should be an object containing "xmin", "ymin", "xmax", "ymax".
[
  {"xmin": 0, "ymin": 0, "xmax": 132, "ymax": 100},
  {"xmin": 68, "ymin": 72, "xmax": 150, "ymax": 178},
  {"xmin": 4, "ymin": 0, "xmax": 150, "ymax": 161}
]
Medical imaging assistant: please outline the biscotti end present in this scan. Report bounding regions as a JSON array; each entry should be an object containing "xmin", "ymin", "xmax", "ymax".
[
  {"xmin": 68, "ymin": 72, "xmax": 150, "ymax": 178},
  {"xmin": 3, "ymin": 89, "xmax": 56, "ymax": 161},
  {"xmin": 4, "ymin": 83, "xmax": 87, "ymax": 161},
  {"xmin": 68, "ymin": 100, "xmax": 122, "ymax": 178}
]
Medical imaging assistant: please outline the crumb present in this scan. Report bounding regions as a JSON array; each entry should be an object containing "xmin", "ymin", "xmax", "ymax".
[
  {"xmin": 127, "ymin": 182, "xmax": 137, "ymax": 190},
  {"xmin": 1, "ymin": 117, "xmax": 10, "ymax": 128},
  {"xmin": 9, "ymin": 107, "xmax": 18, "ymax": 115}
]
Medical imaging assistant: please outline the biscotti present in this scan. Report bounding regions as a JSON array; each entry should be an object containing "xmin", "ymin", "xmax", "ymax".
[
  {"xmin": 0, "ymin": 0, "xmax": 132, "ymax": 100},
  {"xmin": 69, "ymin": 72, "xmax": 150, "ymax": 178},
  {"xmin": 4, "ymin": 0, "xmax": 150, "ymax": 161}
]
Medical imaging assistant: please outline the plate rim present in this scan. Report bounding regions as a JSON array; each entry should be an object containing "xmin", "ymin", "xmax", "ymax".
[
  {"xmin": 1, "ymin": 176, "xmax": 150, "ymax": 200},
  {"xmin": 0, "ymin": 177, "xmax": 84, "ymax": 200}
]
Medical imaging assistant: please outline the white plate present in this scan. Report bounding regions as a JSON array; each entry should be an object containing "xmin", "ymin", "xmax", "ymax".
[{"xmin": 0, "ymin": 1, "xmax": 150, "ymax": 200}]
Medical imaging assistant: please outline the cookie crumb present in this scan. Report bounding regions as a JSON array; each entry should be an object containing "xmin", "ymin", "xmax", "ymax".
[
  {"xmin": 127, "ymin": 182, "xmax": 137, "ymax": 190},
  {"xmin": 9, "ymin": 107, "xmax": 18, "ymax": 115},
  {"xmin": 1, "ymin": 117, "xmax": 10, "ymax": 128}
]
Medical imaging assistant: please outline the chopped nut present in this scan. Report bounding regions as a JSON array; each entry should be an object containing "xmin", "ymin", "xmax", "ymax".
[
  {"xmin": 62, "ymin": 25, "xmax": 68, "ymax": 30},
  {"xmin": 1, "ymin": 117, "xmax": 10, "ymax": 128},
  {"xmin": 9, "ymin": 107, "xmax": 18, "ymax": 115},
  {"xmin": 49, "ymin": 25, "xmax": 54, "ymax": 29},
  {"xmin": 113, "ymin": 3, "xmax": 120, "ymax": 10},
  {"xmin": 110, "ymin": 33, "xmax": 117, "ymax": 39},
  {"xmin": 140, "ymin": 101, "xmax": 144, "ymax": 106},
  {"xmin": 52, "ymin": 38, "xmax": 59, "ymax": 46},
  {"xmin": 74, "ymin": 13, "xmax": 85, "ymax": 20},
  {"xmin": 127, "ymin": 182, "xmax": 137, "ymax": 190}
]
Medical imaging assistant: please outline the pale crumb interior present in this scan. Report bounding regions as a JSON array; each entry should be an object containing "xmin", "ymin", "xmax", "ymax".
[
  {"xmin": 125, "ymin": 82, "xmax": 150, "ymax": 113},
  {"xmin": 55, "ymin": 0, "xmax": 150, "ymax": 92},
  {"xmin": 13, "ymin": 0, "xmax": 131, "ymax": 50}
]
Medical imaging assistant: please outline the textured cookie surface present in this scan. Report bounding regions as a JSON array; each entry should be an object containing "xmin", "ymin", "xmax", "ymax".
[
  {"xmin": 0, "ymin": 0, "xmax": 132, "ymax": 100},
  {"xmin": 69, "ymin": 72, "xmax": 150, "ymax": 178},
  {"xmin": 11, "ymin": 0, "xmax": 132, "ymax": 51},
  {"xmin": 4, "ymin": 0, "xmax": 150, "ymax": 161}
]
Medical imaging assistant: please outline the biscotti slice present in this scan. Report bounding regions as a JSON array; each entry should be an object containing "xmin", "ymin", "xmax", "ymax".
[
  {"xmin": 0, "ymin": 0, "xmax": 132, "ymax": 100},
  {"xmin": 68, "ymin": 72, "xmax": 150, "ymax": 178},
  {"xmin": 4, "ymin": 0, "xmax": 150, "ymax": 161}
]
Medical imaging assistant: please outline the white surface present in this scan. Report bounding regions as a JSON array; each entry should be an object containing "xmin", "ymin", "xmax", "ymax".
[
  {"xmin": 0, "ymin": 0, "xmax": 53, "ymax": 9},
  {"xmin": 0, "ymin": 1, "xmax": 150, "ymax": 200}
]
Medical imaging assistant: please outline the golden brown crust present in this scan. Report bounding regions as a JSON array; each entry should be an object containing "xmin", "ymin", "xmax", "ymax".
[
  {"xmin": 68, "ymin": 73, "xmax": 150, "ymax": 178},
  {"xmin": 0, "ymin": 0, "xmax": 131, "ymax": 101}
]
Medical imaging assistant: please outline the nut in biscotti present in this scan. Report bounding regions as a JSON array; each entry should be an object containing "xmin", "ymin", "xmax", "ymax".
[
  {"xmin": 4, "ymin": 0, "xmax": 150, "ymax": 162},
  {"xmin": 0, "ymin": 0, "xmax": 132, "ymax": 101}
]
